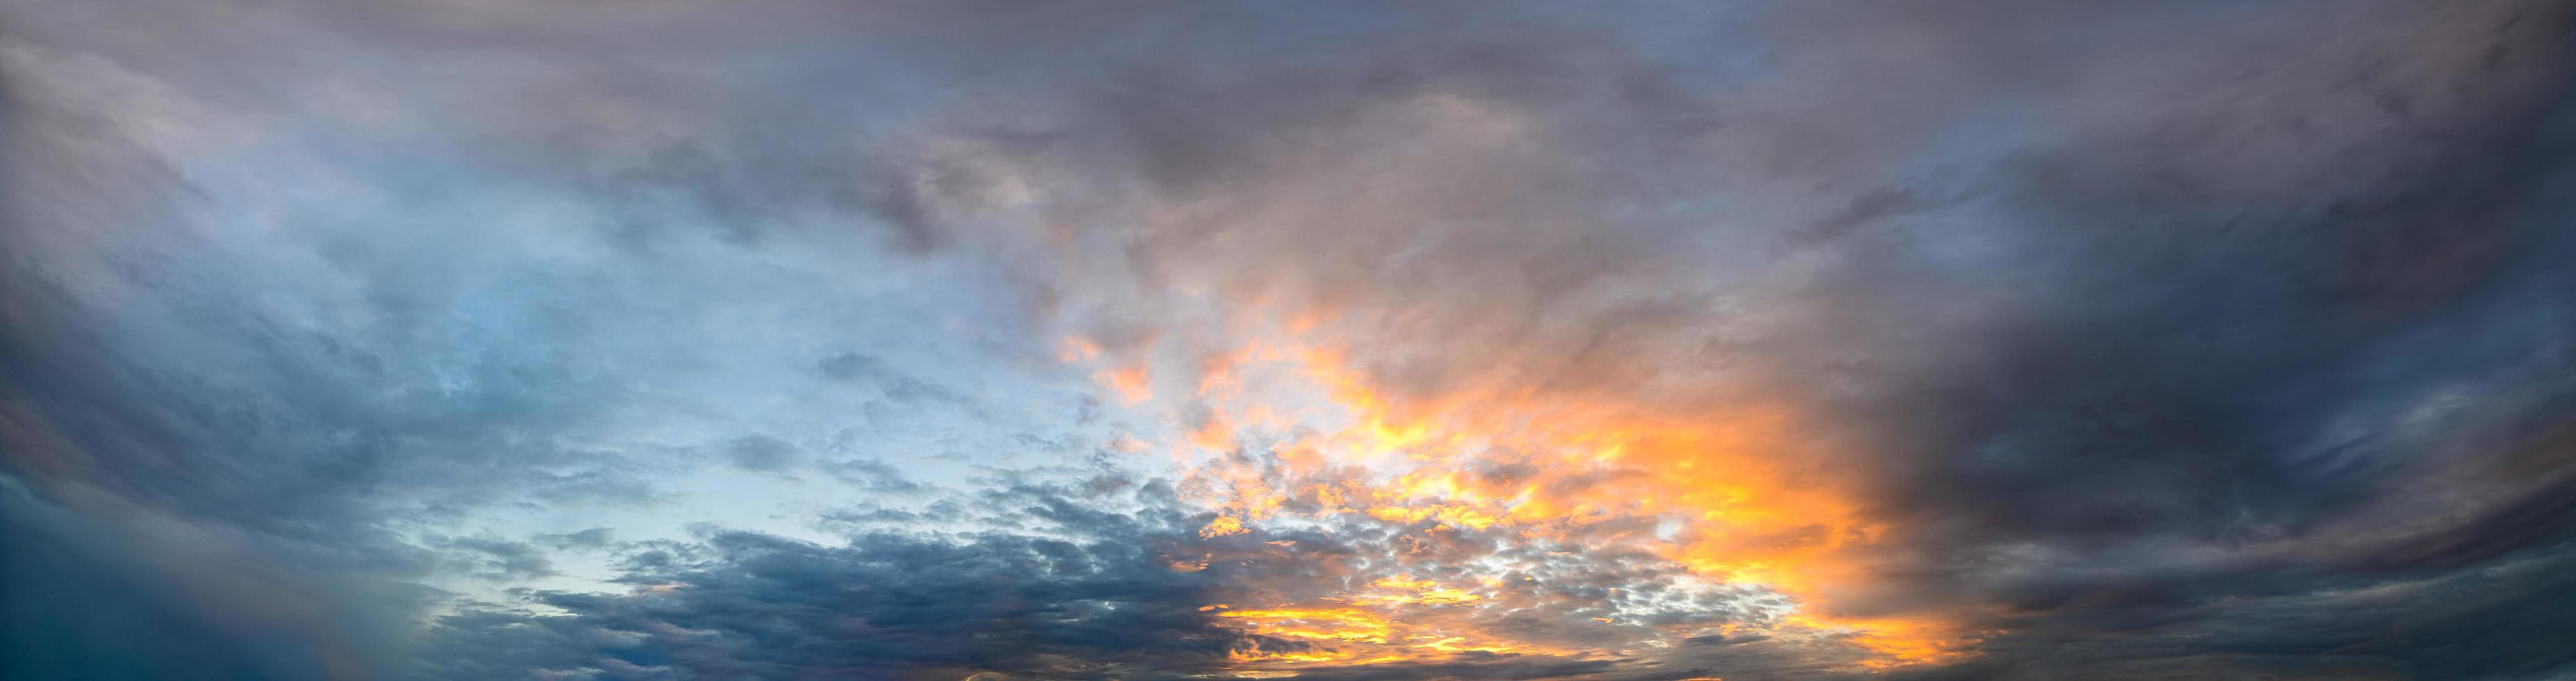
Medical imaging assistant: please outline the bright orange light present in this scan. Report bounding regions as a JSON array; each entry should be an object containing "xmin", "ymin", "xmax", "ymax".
[
  {"xmin": 1102, "ymin": 325, "xmax": 1975, "ymax": 673},
  {"xmin": 1199, "ymin": 516, "xmax": 1248, "ymax": 539}
]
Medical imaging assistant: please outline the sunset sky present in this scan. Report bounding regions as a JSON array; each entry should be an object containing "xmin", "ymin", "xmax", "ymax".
[{"xmin": 6, "ymin": 1, "xmax": 2576, "ymax": 680}]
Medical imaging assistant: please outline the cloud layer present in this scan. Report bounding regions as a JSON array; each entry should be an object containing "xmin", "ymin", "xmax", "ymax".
[{"xmin": 5, "ymin": 1, "xmax": 2575, "ymax": 679}]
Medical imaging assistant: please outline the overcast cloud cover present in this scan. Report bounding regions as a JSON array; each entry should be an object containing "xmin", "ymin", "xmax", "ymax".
[{"xmin": 5, "ymin": 1, "xmax": 2575, "ymax": 679}]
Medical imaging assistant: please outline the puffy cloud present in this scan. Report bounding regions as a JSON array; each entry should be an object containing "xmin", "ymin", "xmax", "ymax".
[{"xmin": 414, "ymin": 491, "xmax": 1250, "ymax": 680}]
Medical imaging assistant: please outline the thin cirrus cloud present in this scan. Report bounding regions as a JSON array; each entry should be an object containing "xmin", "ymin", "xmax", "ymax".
[{"xmin": 3, "ymin": 0, "xmax": 2574, "ymax": 679}]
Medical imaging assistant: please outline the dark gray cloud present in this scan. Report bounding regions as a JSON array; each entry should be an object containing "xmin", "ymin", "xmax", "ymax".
[
  {"xmin": 416, "ymin": 524, "xmax": 1246, "ymax": 680},
  {"xmin": 412, "ymin": 479, "xmax": 1354, "ymax": 680}
]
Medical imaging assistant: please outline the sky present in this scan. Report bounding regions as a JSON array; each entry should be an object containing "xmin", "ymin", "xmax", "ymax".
[{"xmin": 3, "ymin": 1, "xmax": 2575, "ymax": 680}]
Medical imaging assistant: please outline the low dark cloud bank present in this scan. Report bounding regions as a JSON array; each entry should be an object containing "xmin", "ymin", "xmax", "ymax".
[
  {"xmin": 6, "ymin": 1, "xmax": 2575, "ymax": 679},
  {"xmin": 413, "ymin": 488, "xmax": 1247, "ymax": 680}
]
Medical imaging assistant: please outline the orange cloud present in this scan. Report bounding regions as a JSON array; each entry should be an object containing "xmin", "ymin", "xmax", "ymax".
[{"xmin": 1071, "ymin": 320, "xmax": 1975, "ymax": 673}]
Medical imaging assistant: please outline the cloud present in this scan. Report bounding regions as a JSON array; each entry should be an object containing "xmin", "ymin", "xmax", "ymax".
[
  {"xmin": 4, "ymin": 0, "xmax": 2574, "ymax": 678},
  {"xmin": 723, "ymin": 436, "xmax": 805, "ymax": 473},
  {"xmin": 414, "ymin": 487, "xmax": 1248, "ymax": 680}
]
